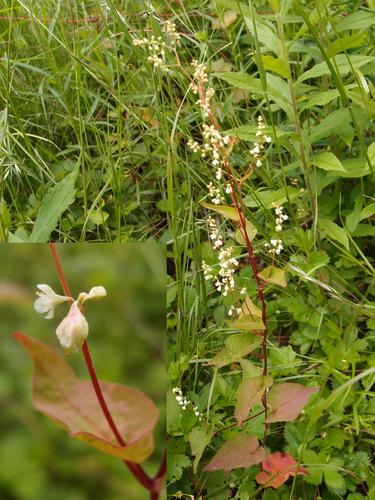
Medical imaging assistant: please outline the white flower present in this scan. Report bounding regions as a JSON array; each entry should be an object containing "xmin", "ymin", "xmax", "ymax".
[
  {"xmin": 55, "ymin": 301, "xmax": 89, "ymax": 354},
  {"xmin": 34, "ymin": 284, "xmax": 71, "ymax": 319},
  {"xmin": 77, "ymin": 286, "xmax": 107, "ymax": 305}
]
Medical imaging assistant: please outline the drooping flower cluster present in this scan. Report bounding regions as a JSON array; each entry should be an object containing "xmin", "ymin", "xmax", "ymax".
[
  {"xmin": 265, "ymin": 239, "xmax": 283, "ymax": 256},
  {"xmin": 207, "ymin": 216, "xmax": 223, "ymax": 249},
  {"xmin": 274, "ymin": 205, "xmax": 288, "ymax": 232},
  {"xmin": 172, "ymin": 387, "xmax": 202, "ymax": 420},
  {"xmin": 34, "ymin": 284, "xmax": 106, "ymax": 354},
  {"xmin": 132, "ymin": 20, "xmax": 179, "ymax": 72},
  {"xmin": 250, "ymin": 116, "xmax": 272, "ymax": 168}
]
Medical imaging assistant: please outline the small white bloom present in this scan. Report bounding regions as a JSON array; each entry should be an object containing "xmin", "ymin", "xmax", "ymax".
[
  {"xmin": 34, "ymin": 284, "xmax": 71, "ymax": 319},
  {"xmin": 77, "ymin": 286, "xmax": 107, "ymax": 305},
  {"xmin": 55, "ymin": 301, "xmax": 89, "ymax": 354}
]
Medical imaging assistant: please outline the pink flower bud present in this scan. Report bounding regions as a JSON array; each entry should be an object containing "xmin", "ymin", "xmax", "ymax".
[{"xmin": 55, "ymin": 301, "xmax": 88, "ymax": 354}]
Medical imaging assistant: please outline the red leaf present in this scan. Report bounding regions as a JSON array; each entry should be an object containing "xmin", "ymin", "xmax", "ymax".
[
  {"xmin": 235, "ymin": 375, "xmax": 272, "ymax": 426},
  {"xmin": 14, "ymin": 332, "xmax": 158, "ymax": 463},
  {"xmin": 265, "ymin": 382, "xmax": 318, "ymax": 423},
  {"xmin": 256, "ymin": 452, "xmax": 307, "ymax": 488},
  {"xmin": 204, "ymin": 433, "xmax": 267, "ymax": 472}
]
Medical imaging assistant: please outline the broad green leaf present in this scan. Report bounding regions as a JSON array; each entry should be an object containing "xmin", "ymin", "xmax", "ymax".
[
  {"xmin": 360, "ymin": 202, "xmax": 375, "ymax": 222},
  {"xmin": 214, "ymin": 72, "xmax": 263, "ymax": 93},
  {"xmin": 14, "ymin": 332, "xmax": 158, "ymax": 463},
  {"xmin": 88, "ymin": 207, "xmax": 109, "ymax": 226},
  {"xmin": 204, "ymin": 434, "xmax": 267, "ymax": 471},
  {"xmin": 299, "ymin": 88, "xmax": 341, "ymax": 111},
  {"xmin": 243, "ymin": 14, "xmax": 282, "ymax": 58},
  {"xmin": 261, "ymin": 55, "xmax": 290, "ymax": 79},
  {"xmin": 352, "ymin": 224, "xmax": 375, "ymax": 237},
  {"xmin": 189, "ymin": 426, "xmax": 212, "ymax": 473},
  {"xmin": 259, "ymin": 266, "xmax": 287, "ymax": 287},
  {"xmin": 327, "ymin": 32, "xmax": 367, "ymax": 58},
  {"xmin": 335, "ymin": 10, "xmax": 375, "ymax": 32},
  {"xmin": 368, "ymin": 142, "xmax": 375, "ymax": 165},
  {"xmin": 311, "ymin": 152, "xmax": 347, "ymax": 173},
  {"xmin": 319, "ymin": 218, "xmax": 350, "ymax": 250},
  {"xmin": 235, "ymin": 375, "xmax": 273, "ymax": 425},
  {"xmin": 230, "ymin": 315, "xmax": 265, "ymax": 331},
  {"xmin": 30, "ymin": 169, "xmax": 77, "ymax": 242},
  {"xmin": 201, "ymin": 202, "xmax": 240, "ymax": 221},
  {"xmin": 346, "ymin": 197, "xmax": 363, "ymax": 233},
  {"xmin": 209, "ymin": 333, "xmax": 262, "ymax": 368},
  {"xmin": 308, "ymin": 109, "xmax": 353, "ymax": 146},
  {"xmin": 266, "ymin": 383, "xmax": 318, "ymax": 423},
  {"xmin": 297, "ymin": 54, "xmax": 374, "ymax": 84}
]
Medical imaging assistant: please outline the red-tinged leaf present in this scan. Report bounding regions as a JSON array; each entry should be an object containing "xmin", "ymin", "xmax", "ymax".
[
  {"xmin": 256, "ymin": 452, "xmax": 307, "ymax": 488},
  {"xmin": 235, "ymin": 375, "xmax": 273, "ymax": 426},
  {"xmin": 266, "ymin": 383, "xmax": 318, "ymax": 423},
  {"xmin": 204, "ymin": 434, "xmax": 267, "ymax": 472},
  {"xmin": 13, "ymin": 332, "xmax": 158, "ymax": 463}
]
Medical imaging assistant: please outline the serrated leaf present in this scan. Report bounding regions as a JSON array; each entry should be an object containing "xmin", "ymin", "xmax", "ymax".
[
  {"xmin": 311, "ymin": 152, "xmax": 347, "ymax": 173},
  {"xmin": 319, "ymin": 218, "xmax": 350, "ymax": 250},
  {"xmin": 30, "ymin": 169, "xmax": 77, "ymax": 242},
  {"xmin": 204, "ymin": 434, "xmax": 267, "ymax": 472},
  {"xmin": 14, "ymin": 332, "xmax": 158, "ymax": 463},
  {"xmin": 256, "ymin": 452, "xmax": 307, "ymax": 488},
  {"xmin": 201, "ymin": 202, "xmax": 240, "ymax": 221},
  {"xmin": 324, "ymin": 468, "xmax": 346, "ymax": 493},
  {"xmin": 266, "ymin": 383, "xmax": 318, "ymax": 423},
  {"xmin": 235, "ymin": 375, "xmax": 273, "ymax": 425},
  {"xmin": 259, "ymin": 266, "xmax": 287, "ymax": 287}
]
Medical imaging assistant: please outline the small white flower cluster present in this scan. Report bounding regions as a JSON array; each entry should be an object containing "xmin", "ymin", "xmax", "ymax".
[
  {"xmin": 207, "ymin": 181, "xmax": 224, "ymax": 205},
  {"xmin": 250, "ymin": 116, "xmax": 272, "ymax": 168},
  {"xmin": 207, "ymin": 216, "xmax": 223, "ymax": 249},
  {"xmin": 265, "ymin": 238, "xmax": 283, "ymax": 255},
  {"xmin": 190, "ymin": 60, "xmax": 208, "ymax": 93},
  {"xmin": 228, "ymin": 305, "xmax": 242, "ymax": 316},
  {"xmin": 274, "ymin": 205, "xmax": 288, "ymax": 232},
  {"xmin": 172, "ymin": 387, "xmax": 202, "ymax": 419},
  {"xmin": 215, "ymin": 246, "xmax": 239, "ymax": 296},
  {"xmin": 163, "ymin": 20, "xmax": 181, "ymax": 46},
  {"xmin": 132, "ymin": 21, "xmax": 179, "ymax": 73}
]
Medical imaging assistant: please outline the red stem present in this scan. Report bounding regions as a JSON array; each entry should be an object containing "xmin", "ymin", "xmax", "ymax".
[{"xmin": 48, "ymin": 244, "xmax": 164, "ymax": 497}]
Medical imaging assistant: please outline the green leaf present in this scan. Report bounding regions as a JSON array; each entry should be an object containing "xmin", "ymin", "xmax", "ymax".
[
  {"xmin": 311, "ymin": 152, "xmax": 347, "ymax": 173},
  {"xmin": 214, "ymin": 72, "xmax": 263, "ymax": 93},
  {"xmin": 189, "ymin": 426, "xmax": 212, "ymax": 473},
  {"xmin": 167, "ymin": 440, "xmax": 191, "ymax": 483},
  {"xmin": 324, "ymin": 467, "xmax": 346, "ymax": 494},
  {"xmin": 346, "ymin": 196, "xmax": 363, "ymax": 233},
  {"xmin": 30, "ymin": 169, "xmax": 77, "ymax": 242},
  {"xmin": 308, "ymin": 109, "xmax": 353, "ymax": 147},
  {"xmin": 327, "ymin": 32, "xmax": 367, "ymax": 58},
  {"xmin": 209, "ymin": 333, "xmax": 262, "ymax": 368},
  {"xmin": 14, "ymin": 332, "xmax": 158, "ymax": 463},
  {"xmin": 225, "ymin": 125, "xmax": 289, "ymax": 142},
  {"xmin": 235, "ymin": 219, "xmax": 257, "ymax": 245},
  {"xmin": 244, "ymin": 187, "xmax": 300, "ymax": 209},
  {"xmin": 88, "ymin": 207, "xmax": 109, "ymax": 226},
  {"xmin": 261, "ymin": 55, "xmax": 290, "ymax": 79},
  {"xmin": 297, "ymin": 54, "xmax": 374, "ymax": 84},
  {"xmin": 319, "ymin": 218, "xmax": 350, "ymax": 250},
  {"xmin": 230, "ymin": 315, "xmax": 265, "ymax": 331},
  {"xmin": 201, "ymin": 202, "xmax": 240, "ymax": 221},
  {"xmin": 335, "ymin": 10, "xmax": 375, "ymax": 31},
  {"xmin": 259, "ymin": 266, "xmax": 287, "ymax": 287}
]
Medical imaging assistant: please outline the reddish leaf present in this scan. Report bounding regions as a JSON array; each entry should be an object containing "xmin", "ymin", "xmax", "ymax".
[
  {"xmin": 256, "ymin": 452, "xmax": 307, "ymax": 488},
  {"xmin": 266, "ymin": 382, "xmax": 318, "ymax": 423},
  {"xmin": 14, "ymin": 332, "xmax": 158, "ymax": 463},
  {"xmin": 204, "ymin": 433, "xmax": 267, "ymax": 472},
  {"xmin": 235, "ymin": 375, "xmax": 272, "ymax": 426}
]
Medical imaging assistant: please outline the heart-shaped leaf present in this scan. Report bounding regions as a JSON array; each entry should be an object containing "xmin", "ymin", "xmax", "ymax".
[
  {"xmin": 14, "ymin": 332, "xmax": 158, "ymax": 463},
  {"xmin": 204, "ymin": 433, "xmax": 267, "ymax": 472},
  {"xmin": 208, "ymin": 333, "xmax": 262, "ymax": 368},
  {"xmin": 266, "ymin": 382, "xmax": 318, "ymax": 423},
  {"xmin": 200, "ymin": 202, "xmax": 240, "ymax": 221},
  {"xmin": 256, "ymin": 451, "xmax": 307, "ymax": 488},
  {"xmin": 259, "ymin": 266, "xmax": 287, "ymax": 287}
]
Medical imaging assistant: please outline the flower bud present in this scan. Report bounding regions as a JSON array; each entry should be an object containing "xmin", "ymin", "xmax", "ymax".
[
  {"xmin": 77, "ymin": 286, "xmax": 107, "ymax": 306},
  {"xmin": 55, "ymin": 301, "xmax": 88, "ymax": 354}
]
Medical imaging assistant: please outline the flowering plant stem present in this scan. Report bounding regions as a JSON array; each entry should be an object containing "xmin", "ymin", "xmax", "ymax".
[
  {"xmin": 48, "ymin": 243, "xmax": 164, "ymax": 498},
  {"xmin": 200, "ymin": 90, "xmax": 270, "ymax": 442}
]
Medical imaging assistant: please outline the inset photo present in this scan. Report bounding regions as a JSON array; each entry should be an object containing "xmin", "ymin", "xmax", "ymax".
[{"xmin": 0, "ymin": 243, "xmax": 165, "ymax": 500}]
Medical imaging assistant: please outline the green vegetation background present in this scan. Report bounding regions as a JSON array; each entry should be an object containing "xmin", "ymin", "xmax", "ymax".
[{"xmin": 0, "ymin": 243, "xmax": 165, "ymax": 500}]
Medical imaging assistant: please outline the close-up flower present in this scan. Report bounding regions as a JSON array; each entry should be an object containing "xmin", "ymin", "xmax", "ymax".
[{"xmin": 34, "ymin": 284, "xmax": 71, "ymax": 319}]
